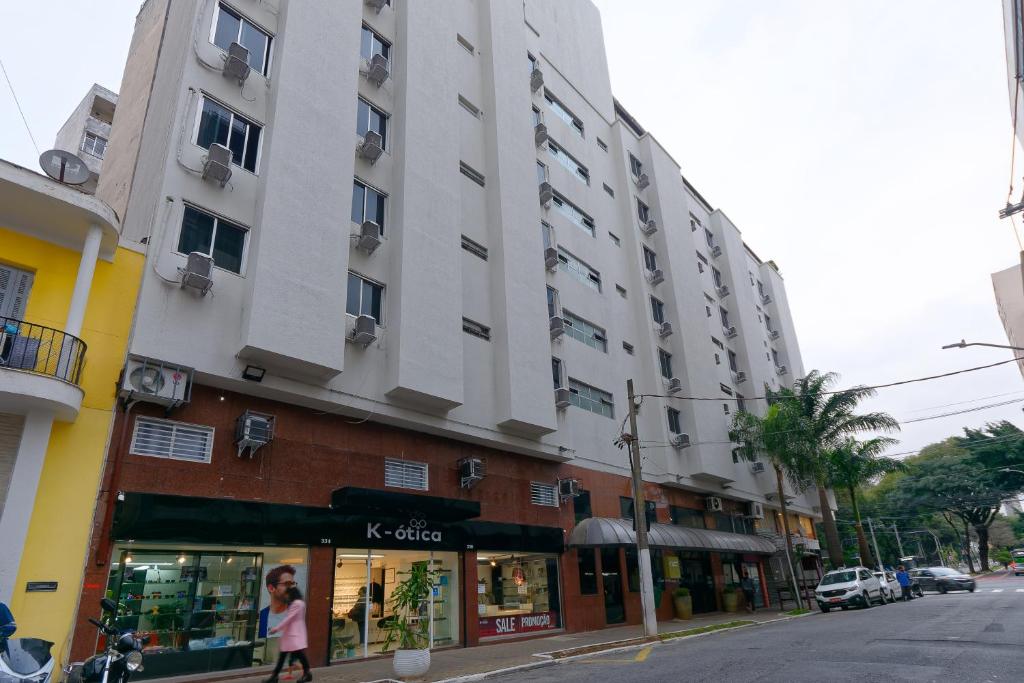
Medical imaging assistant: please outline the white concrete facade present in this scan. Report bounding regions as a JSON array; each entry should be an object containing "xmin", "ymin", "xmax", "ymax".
[
  {"xmin": 54, "ymin": 84, "xmax": 118, "ymax": 194},
  {"xmin": 993, "ymin": 263, "xmax": 1024, "ymax": 378},
  {"xmin": 103, "ymin": 0, "xmax": 819, "ymax": 516}
]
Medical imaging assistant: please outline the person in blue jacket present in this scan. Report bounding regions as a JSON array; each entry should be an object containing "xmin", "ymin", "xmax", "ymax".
[
  {"xmin": 895, "ymin": 565, "xmax": 913, "ymax": 601},
  {"xmin": 0, "ymin": 601, "xmax": 15, "ymax": 656}
]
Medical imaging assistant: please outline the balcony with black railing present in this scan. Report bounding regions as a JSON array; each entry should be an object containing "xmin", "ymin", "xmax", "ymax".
[{"xmin": 0, "ymin": 317, "xmax": 87, "ymax": 422}]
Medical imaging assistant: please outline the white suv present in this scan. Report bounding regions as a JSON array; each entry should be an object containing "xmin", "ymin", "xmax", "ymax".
[
  {"xmin": 815, "ymin": 566, "xmax": 884, "ymax": 612},
  {"xmin": 873, "ymin": 571, "xmax": 900, "ymax": 602}
]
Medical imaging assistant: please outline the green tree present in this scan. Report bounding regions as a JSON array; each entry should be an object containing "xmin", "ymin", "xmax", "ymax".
[{"xmin": 993, "ymin": 548, "xmax": 1012, "ymax": 569}]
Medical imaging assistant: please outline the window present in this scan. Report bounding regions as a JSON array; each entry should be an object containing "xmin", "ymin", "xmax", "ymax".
[
  {"xmin": 650, "ymin": 296, "xmax": 665, "ymax": 324},
  {"xmin": 689, "ymin": 213, "xmax": 701, "ymax": 232},
  {"xmin": 82, "ymin": 131, "xmax": 107, "ymax": 158},
  {"xmin": 557, "ymin": 248, "xmax": 601, "ymax": 292},
  {"xmin": 667, "ymin": 407, "xmax": 682, "ymax": 435},
  {"xmin": 462, "ymin": 317, "xmax": 490, "ymax": 340},
  {"xmin": 459, "ymin": 95, "xmax": 481, "ymax": 118},
  {"xmin": 714, "ymin": 353, "xmax": 720, "ymax": 365},
  {"xmin": 552, "ymin": 193, "xmax": 595, "ymax": 236},
  {"xmin": 772, "ymin": 349, "xmax": 781, "ymax": 367},
  {"xmin": 212, "ymin": 3, "xmax": 272, "ymax": 75},
  {"xmin": 578, "ymin": 549, "xmax": 598, "ymax": 594},
  {"xmin": 643, "ymin": 246, "xmax": 658, "ymax": 272},
  {"xmin": 628, "ymin": 153, "xmax": 643, "ymax": 179},
  {"xmin": 568, "ymin": 379, "xmax": 614, "ymax": 418},
  {"xmin": 530, "ymin": 482, "xmax": 559, "ymax": 507},
  {"xmin": 563, "ymin": 310, "xmax": 607, "ymax": 352},
  {"xmin": 456, "ymin": 33, "xmax": 475, "ymax": 53},
  {"xmin": 603, "ymin": 183, "xmax": 615, "ymax": 198},
  {"xmin": 703, "ymin": 229, "xmax": 715, "ymax": 250},
  {"xmin": 460, "ymin": 161, "xmax": 486, "ymax": 187},
  {"xmin": 728, "ymin": 350, "xmax": 738, "ymax": 372},
  {"xmin": 357, "ymin": 97, "xmax": 388, "ymax": 148},
  {"xmin": 765, "ymin": 314, "xmax": 774, "ymax": 333},
  {"xmin": 711, "ymin": 267, "xmax": 723, "ymax": 289},
  {"xmin": 178, "ymin": 205, "xmax": 247, "ymax": 274},
  {"xmin": 596, "ymin": 137, "xmax": 608, "ymax": 152},
  {"xmin": 622, "ymin": 341, "xmax": 634, "ymax": 355},
  {"xmin": 547, "ymin": 140, "xmax": 589, "ymax": 184},
  {"xmin": 619, "ymin": 496, "xmax": 656, "ymax": 530},
  {"xmin": 546, "ymin": 286, "xmax": 560, "ymax": 318},
  {"xmin": 723, "ymin": 403, "xmax": 730, "ymax": 415},
  {"xmin": 544, "ymin": 90, "xmax": 584, "ymax": 137},
  {"xmin": 706, "ymin": 305, "xmax": 712, "ymax": 317},
  {"xmin": 528, "ymin": 52, "xmax": 539, "ymax": 73},
  {"xmin": 711, "ymin": 337, "xmax": 724, "ymax": 350},
  {"xmin": 574, "ymin": 490, "xmax": 592, "ymax": 525},
  {"xmin": 696, "ymin": 252, "xmax": 708, "ymax": 265},
  {"xmin": 698, "ymin": 262, "xmax": 705, "ymax": 274},
  {"xmin": 385, "ymin": 459, "xmax": 428, "ymax": 490},
  {"xmin": 361, "ymin": 24, "xmax": 391, "ymax": 61},
  {"xmin": 0, "ymin": 264, "xmax": 33, "ymax": 319},
  {"xmin": 461, "ymin": 235, "xmax": 488, "ymax": 260},
  {"xmin": 346, "ymin": 271, "xmax": 384, "ymax": 323},
  {"xmin": 130, "ymin": 417, "xmax": 214, "ymax": 463},
  {"xmin": 195, "ymin": 96, "xmax": 262, "ymax": 173},
  {"xmin": 720, "ymin": 383, "xmax": 733, "ymax": 396},
  {"xmin": 616, "ymin": 284, "xmax": 627, "ymax": 298},
  {"xmin": 720, "ymin": 307, "xmax": 730, "ymax": 328},
  {"xmin": 636, "ymin": 198, "xmax": 651, "ymax": 224},
  {"xmin": 351, "ymin": 178, "xmax": 386, "ymax": 233},
  {"xmin": 608, "ymin": 231, "xmax": 620, "ymax": 246},
  {"xmin": 736, "ymin": 394, "xmax": 746, "ymax": 413},
  {"xmin": 541, "ymin": 221, "xmax": 555, "ymax": 249},
  {"xmin": 658, "ymin": 348, "xmax": 673, "ymax": 379},
  {"xmin": 537, "ymin": 160, "xmax": 549, "ymax": 185},
  {"xmin": 671, "ymin": 506, "xmax": 706, "ymax": 528},
  {"xmin": 551, "ymin": 357, "xmax": 565, "ymax": 389},
  {"xmin": 532, "ymin": 106, "xmax": 542, "ymax": 126},
  {"xmin": 757, "ymin": 280, "xmax": 766, "ymax": 297}
]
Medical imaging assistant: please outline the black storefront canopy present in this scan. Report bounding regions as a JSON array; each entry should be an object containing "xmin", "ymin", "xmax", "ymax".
[
  {"xmin": 567, "ymin": 517, "xmax": 778, "ymax": 555},
  {"xmin": 330, "ymin": 487, "xmax": 481, "ymax": 522}
]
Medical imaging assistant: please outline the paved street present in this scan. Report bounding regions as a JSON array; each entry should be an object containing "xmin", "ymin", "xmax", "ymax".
[{"xmin": 500, "ymin": 573, "xmax": 1024, "ymax": 683}]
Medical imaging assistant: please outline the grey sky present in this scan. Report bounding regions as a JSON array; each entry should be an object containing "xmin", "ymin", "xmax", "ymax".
[{"xmin": 2, "ymin": 1, "xmax": 1021, "ymax": 457}]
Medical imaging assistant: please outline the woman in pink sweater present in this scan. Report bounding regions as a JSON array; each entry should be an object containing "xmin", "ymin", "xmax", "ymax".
[{"xmin": 265, "ymin": 586, "xmax": 312, "ymax": 682}]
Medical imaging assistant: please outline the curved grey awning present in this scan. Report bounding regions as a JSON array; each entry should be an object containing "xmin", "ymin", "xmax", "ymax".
[{"xmin": 567, "ymin": 517, "xmax": 777, "ymax": 555}]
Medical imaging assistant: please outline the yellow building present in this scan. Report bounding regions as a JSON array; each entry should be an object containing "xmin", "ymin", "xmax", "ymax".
[{"xmin": 0, "ymin": 158, "xmax": 142, "ymax": 666}]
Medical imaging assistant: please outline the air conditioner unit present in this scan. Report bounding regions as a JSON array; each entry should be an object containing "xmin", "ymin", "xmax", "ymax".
[
  {"xmin": 716, "ymin": 285, "xmax": 730, "ymax": 298},
  {"xmin": 534, "ymin": 122, "xmax": 549, "ymax": 147},
  {"xmin": 769, "ymin": 329, "xmax": 780, "ymax": 340},
  {"xmin": 635, "ymin": 173, "xmax": 650, "ymax": 190},
  {"xmin": 349, "ymin": 314, "xmax": 377, "ymax": 346},
  {"xmin": 762, "ymin": 294, "xmax": 773, "ymax": 305},
  {"xmin": 357, "ymin": 130, "xmax": 384, "ymax": 164},
  {"xmin": 179, "ymin": 251, "xmax": 214, "ymax": 296},
  {"xmin": 666, "ymin": 377, "xmax": 682, "ymax": 394},
  {"xmin": 705, "ymin": 496, "xmax": 724, "ymax": 512},
  {"xmin": 554, "ymin": 387, "xmax": 571, "ymax": 409},
  {"xmin": 539, "ymin": 181, "xmax": 553, "ymax": 207},
  {"xmin": 724, "ymin": 326, "xmax": 737, "ymax": 339},
  {"xmin": 458, "ymin": 457, "xmax": 486, "ymax": 489},
  {"xmin": 776, "ymin": 365, "xmax": 788, "ymax": 376},
  {"xmin": 750, "ymin": 461, "xmax": 766, "ymax": 475},
  {"xmin": 646, "ymin": 269, "xmax": 664, "ymax": 286},
  {"xmin": 549, "ymin": 316, "xmax": 565, "ymax": 339},
  {"xmin": 202, "ymin": 143, "xmax": 232, "ymax": 187},
  {"xmin": 530, "ymin": 67, "xmax": 544, "ymax": 92},
  {"xmin": 235, "ymin": 410, "xmax": 275, "ymax": 458},
  {"xmin": 366, "ymin": 53, "xmax": 390, "ymax": 86},
  {"xmin": 710, "ymin": 245, "xmax": 722, "ymax": 258},
  {"xmin": 671, "ymin": 433, "xmax": 691, "ymax": 449},
  {"xmin": 747, "ymin": 501, "xmax": 765, "ymax": 518},
  {"xmin": 118, "ymin": 356, "xmax": 193, "ymax": 407},
  {"xmin": 658, "ymin": 321, "xmax": 673, "ymax": 338},
  {"xmin": 641, "ymin": 219, "xmax": 658, "ymax": 237},
  {"xmin": 222, "ymin": 42, "xmax": 251, "ymax": 83},
  {"xmin": 365, "ymin": 0, "xmax": 388, "ymax": 13},
  {"xmin": 558, "ymin": 478, "xmax": 581, "ymax": 498},
  {"xmin": 733, "ymin": 371, "xmax": 747, "ymax": 384},
  {"xmin": 356, "ymin": 220, "xmax": 382, "ymax": 254},
  {"xmin": 544, "ymin": 246, "xmax": 559, "ymax": 271}
]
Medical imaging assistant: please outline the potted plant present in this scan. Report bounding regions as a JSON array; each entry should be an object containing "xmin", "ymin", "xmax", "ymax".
[
  {"xmin": 672, "ymin": 587, "xmax": 692, "ymax": 620},
  {"xmin": 722, "ymin": 584, "xmax": 739, "ymax": 612},
  {"xmin": 381, "ymin": 562, "xmax": 437, "ymax": 680}
]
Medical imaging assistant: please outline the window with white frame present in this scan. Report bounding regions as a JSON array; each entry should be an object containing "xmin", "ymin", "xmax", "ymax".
[
  {"xmin": 728, "ymin": 349, "xmax": 739, "ymax": 372},
  {"xmin": 719, "ymin": 307, "xmax": 730, "ymax": 328},
  {"xmin": 462, "ymin": 317, "xmax": 491, "ymax": 340},
  {"xmin": 460, "ymin": 161, "xmax": 486, "ymax": 187},
  {"xmin": 608, "ymin": 231, "xmax": 620, "ymax": 245},
  {"xmin": 643, "ymin": 246, "xmax": 658, "ymax": 272},
  {"xmin": 177, "ymin": 205, "xmax": 247, "ymax": 274},
  {"xmin": 351, "ymin": 178, "xmax": 386, "ymax": 233},
  {"xmin": 562, "ymin": 310, "xmax": 607, "ymax": 352},
  {"xmin": 357, "ymin": 97, "xmax": 388, "ymax": 149},
  {"xmin": 212, "ymin": 2, "xmax": 273, "ymax": 75},
  {"xmin": 541, "ymin": 221, "xmax": 555, "ymax": 250},
  {"xmin": 711, "ymin": 337, "xmax": 724, "ymax": 350},
  {"xmin": 385, "ymin": 458, "xmax": 428, "ymax": 490},
  {"xmin": 568, "ymin": 379, "xmax": 614, "ymax": 418},
  {"xmin": 667, "ymin": 407, "xmax": 682, "ymax": 435},
  {"xmin": 712, "ymin": 267, "xmax": 723, "ymax": 289},
  {"xmin": 462, "ymin": 235, "xmax": 488, "ymax": 260},
  {"xmin": 704, "ymin": 228, "xmax": 716, "ymax": 249},
  {"xmin": 596, "ymin": 137, "xmax": 608, "ymax": 152},
  {"xmin": 772, "ymin": 348, "xmax": 781, "ymax": 367},
  {"xmin": 346, "ymin": 271, "xmax": 384, "ymax": 323},
  {"xmin": 537, "ymin": 160, "xmax": 549, "ymax": 185},
  {"xmin": 557, "ymin": 248, "xmax": 601, "ymax": 292},
  {"xmin": 361, "ymin": 24, "xmax": 391, "ymax": 61},
  {"xmin": 81, "ymin": 131, "xmax": 107, "ymax": 158},
  {"xmin": 546, "ymin": 286, "xmax": 560, "ymax": 318},
  {"xmin": 658, "ymin": 348, "xmax": 673, "ymax": 379},
  {"xmin": 551, "ymin": 357, "xmax": 564, "ymax": 389},
  {"xmin": 603, "ymin": 183, "xmax": 615, "ymax": 198},
  {"xmin": 528, "ymin": 52, "xmax": 539, "ymax": 74},
  {"xmin": 636, "ymin": 198, "xmax": 651, "ymax": 224},
  {"xmin": 689, "ymin": 213, "xmax": 701, "ymax": 232},
  {"xmin": 532, "ymin": 105, "xmax": 542, "ymax": 126},
  {"xmin": 552, "ymin": 192, "xmax": 595, "ymax": 236},
  {"xmin": 650, "ymin": 296, "xmax": 666, "ymax": 324},
  {"xmin": 622, "ymin": 341, "xmax": 634, "ymax": 355},
  {"xmin": 130, "ymin": 417, "xmax": 214, "ymax": 463},
  {"xmin": 547, "ymin": 140, "xmax": 589, "ymax": 184},
  {"xmin": 544, "ymin": 90, "xmax": 584, "ymax": 137},
  {"xmin": 195, "ymin": 96, "xmax": 262, "ymax": 173},
  {"xmin": 530, "ymin": 482, "xmax": 559, "ymax": 507},
  {"xmin": 629, "ymin": 153, "xmax": 644, "ymax": 179}
]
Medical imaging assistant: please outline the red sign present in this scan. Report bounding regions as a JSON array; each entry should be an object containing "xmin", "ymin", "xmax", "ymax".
[{"xmin": 478, "ymin": 611, "xmax": 559, "ymax": 638}]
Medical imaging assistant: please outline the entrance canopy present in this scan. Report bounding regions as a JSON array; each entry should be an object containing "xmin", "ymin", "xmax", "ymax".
[{"xmin": 567, "ymin": 517, "xmax": 777, "ymax": 555}]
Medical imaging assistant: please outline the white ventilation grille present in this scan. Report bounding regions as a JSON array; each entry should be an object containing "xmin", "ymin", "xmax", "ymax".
[
  {"xmin": 530, "ymin": 482, "xmax": 559, "ymax": 507},
  {"xmin": 130, "ymin": 417, "xmax": 214, "ymax": 463},
  {"xmin": 385, "ymin": 458, "xmax": 428, "ymax": 491}
]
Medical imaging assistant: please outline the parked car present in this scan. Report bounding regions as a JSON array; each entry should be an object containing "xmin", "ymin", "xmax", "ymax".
[
  {"xmin": 909, "ymin": 567, "xmax": 976, "ymax": 593},
  {"xmin": 874, "ymin": 571, "xmax": 901, "ymax": 602},
  {"xmin": 1011, "ymin": 549, "xmax": 1024, "ymax": 576},
  {"xmin": 815, "ymin": 567, "xmax": 885, "ymax": 612}
]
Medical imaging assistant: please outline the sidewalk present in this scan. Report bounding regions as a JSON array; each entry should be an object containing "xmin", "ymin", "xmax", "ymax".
[{"xmin": 220, "ymin": 609, "xmax": 796, "ymax": 683}]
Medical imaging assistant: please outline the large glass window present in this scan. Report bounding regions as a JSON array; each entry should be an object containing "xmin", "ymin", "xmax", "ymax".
[
  {"xmin": 543, "ymin": 90, "xmax": 584, "ymax": 137},
  {"xmin": 352, "ymin": 179, "xmax": 386, "ymax": 233},
  {"xmin": 557, "ymin": 248, "xmax": 601, "ymax": 292},
  {"xmin": 551, "ymin": 193, "xmax": 595, "ymax": 236},
  {"xmin": 568, "ymin": 379, "xmax": 613, "ymax": 418},
  {"xmin": 547, "ymin": 140, "xmax": 589, "ymax": 184},
  {"xmin": 356, "ymin": 98, "xmax": 388, "ymax": 149},
  {"xmin": 562, "ymin": 310, "xmax": 607, "ymax": 352},
  {"xmin": 346, "ymin": 272, "xmax": 384, "ymax": 324},
  {"xmin": 178, "ymin": 205, "xmax": 247, "ymax": 274},
  {"xmin": 361, "ymin": 25, "xmax": 391, "ymax": 61},
  {"xmin": 573, "ymin": 490, "xmax": 592, "ymax": 525},
  {"xmin": 82, "ymin": 131, "xmax": 107, "ymax": 158},
  {"xmin": 212, "ymin": 3, "xmax": 273, "ymax": 75},
  {"xmin": 670, "ymin": 506, "xmax": 706, "ymax": 528},
  {"xmin": 577, "ymin": 549, "xmax": 598, "ymax": 595},
  {"xmin": 477, "ymin": 552, "xmax": 561, "ymax": 639},
  {"xmin": 650, "ymin": 296, "xmax": 666, "ymax": 325},
  {"xmin": 195, "ymin": 96, "xmax": 262, "ymax": 173}
]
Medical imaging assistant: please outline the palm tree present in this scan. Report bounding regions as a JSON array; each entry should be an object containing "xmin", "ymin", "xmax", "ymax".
[
  {"xmin": 826, "ymin": 437, "xmax": 904, "ymax": 568},
  {"xmin": 731, "ymin": 401, "xmax": 814, "ymax": 609},
  {"xmin": 787, "ymin": 371, "xmax": 900, "ymax": 570}
]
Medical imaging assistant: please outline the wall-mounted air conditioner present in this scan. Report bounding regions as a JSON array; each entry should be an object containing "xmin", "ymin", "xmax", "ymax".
[
  {"xmin": 776, "ymin": 365, "xmax": 788, "ymax": 376},
  {"xmin": 365, "ymin": 54, "xmax": 390, "ymax": 86},
  {"xmin": 179, "ymin": 252, "xmax": 214, "ymax": 296},
  {"xmin": 716, "ymin": 285, "xmax": 730, "ymax": 298},
  {"xmin": 658, "ymin": 321, "xmax": 673, "ymax": 338},
  {"xmin": 202, "ymin": 143, "xmax": 232, "ymax": 187},
  {"xmin": 666, "ymin": 377, "xmax": 682, "ymax": 394},
  {"xmin": 641, "ymin": 219, "xmax": 658, "ymax": 237},
  {"xmin": 705, "ymin": 496, "xmax": 724, "ymax": 512},
  {"xmin": 723, "ymin": 326, "xmax": 737, "ymax": 339},
  {"xmin": 530, "ymin": 68, "xmax": 544, "ymax": 92},
  {"xmin": 554, "ymin": 387, "xmax": 571, "ymax": 409},
  {"xmin": 635, "ymin": 173, "xmax": 650, "ymax": 190},
  {"xmin": 558, "ymin": 478, "xmax": 581, "ymax": 498},
  {"xmin": 539, "ymin": 182, "xmax": 553, "ymax": 207},
  {"xmin": 355, "ymin": 221, "xmax": 382, "ymax": 254},
  {"xmin": 747, "ymin": 501, "xmax": 765, "ymax": 519},
  {"xmin": 710, "ymin": 245, "xmax": 722, "ymax": 259},
  {"xmin": 647, "ymin": 269, "xmax": 664, "ymax": 286},
  {"xmin": 357, "ymin": 130, "xmax": 384, "ymax": 164},
  {"xmin": 544, "ymin": 246, "xmax": 559, "ymax": 271},
  {"xmin": 750, "ymin": 461, "xmax": 766, "ymax": 475},
  {"xmin": 223, "ymin": 42, "xmax": 251, "ymax": 84},
  {"xmin": 549, "ymin": 316, "xmax": 565, "ymax": 339},
  {"xmin": 349, "ymin": 314, "xmax": 377, "ymax": 346},
  {"xmin": 733, "ymin": 371, "xmax": 747, "ymax": 384},
  {"xmin": 535, "ymin": 122, "xmax": 549, "ymax": 147},
  {"xmin": 119, "ymin": 356, "xmax": 193, "ymax": 407},
  {"xmin": 762, "ymin": 294, "xmax": 773, "ymax": 305},
  {"xmin": 769, "ymin": 329, "xmax": 780, "ymax": 341},
  {"xmin": 458, "ymin": 457, "xmax": 486, "ymax": 489},
  {"xmin": 671, "ymin": 433, "xmax": 691, "ymax": 449},
  {"xmin": 365, "ymin": 0, "xmax": 388, "ymax": 13},
  {"xmin": 235, "ymin": 410, "xmax": 275, "ymax": 458}
]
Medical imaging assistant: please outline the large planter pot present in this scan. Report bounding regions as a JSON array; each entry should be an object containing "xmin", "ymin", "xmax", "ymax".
[
  {"xmin": 393, "ymin": 648, "xmax": 431, "ymax": 680},
  {"xmin": 722, "ymin": 591, "xmax": 739, "ymax": 613},
  {"xmin": 673, "ymin": 595, "xmax": 693, "ymax": 620}
]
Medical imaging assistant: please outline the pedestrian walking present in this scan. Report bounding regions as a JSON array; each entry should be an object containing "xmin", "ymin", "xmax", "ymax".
[
  {"xmin": 265, "ymin": 586, "xmax": 312, "ymax": 683},
  {"xmin": 895, "ymin": 565, "xmax": 913, "ymax": 601},
  {"xmin": 0, "ymin": 600, "xmax": 15, "ymax": 657},
  {"xmin": 740, "ymin": 569, "xmax": 756, "ymax": 613}
]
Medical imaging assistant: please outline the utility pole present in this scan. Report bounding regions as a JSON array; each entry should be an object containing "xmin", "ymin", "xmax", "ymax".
[
  {"xmin": 626, "ymin": 379, "xmax": 658, "ymax": 638},
  {"xmin": 892, "ymin": 523, "xmax": 905, "ymax": 559},
  {"xmin": 867, "ymin": 518, "xmax": 884, "ymax": 571}
]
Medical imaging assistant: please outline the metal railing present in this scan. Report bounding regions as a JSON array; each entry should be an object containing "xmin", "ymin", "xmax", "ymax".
[{"xmin": 0, "ymin": 317, "xmax": 87, "ymax": 385}]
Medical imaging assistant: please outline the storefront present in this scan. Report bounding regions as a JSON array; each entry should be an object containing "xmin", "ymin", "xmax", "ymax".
[{"xmin": 476, "ymin": 552, "xmax": 562, "ymax": 640}]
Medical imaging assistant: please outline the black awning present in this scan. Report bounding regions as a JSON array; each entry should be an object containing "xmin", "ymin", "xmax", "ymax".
[
  {"xmin": 331, "ymin": 487, "xmax": 481, "ymax": 522},
  {"xmin": 567, "ymin": 517, "xmax": 778, "ymax": 555}
]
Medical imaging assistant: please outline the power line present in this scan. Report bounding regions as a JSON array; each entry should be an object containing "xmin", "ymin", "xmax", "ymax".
[
  {"xmin": 900, "ymin": 397, "xmax": 1024, "ymax": 424},
  {"xmin": 0, "ymin": 57, "xmax": 39, "ymax": 156},
  {"xmin": 904, "ymin": 389, "xmax": 1024, "ymax": 414}
]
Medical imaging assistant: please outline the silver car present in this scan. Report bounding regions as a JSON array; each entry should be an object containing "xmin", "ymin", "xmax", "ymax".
[{"xmin": 873, "ymin": 571, "xmax": 901, "ymax": 602}]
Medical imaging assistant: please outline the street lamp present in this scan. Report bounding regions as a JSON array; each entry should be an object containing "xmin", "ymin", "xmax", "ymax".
[{"xmin": 941, "ymin": 340, "xmax": 1024, "ymax": 352}]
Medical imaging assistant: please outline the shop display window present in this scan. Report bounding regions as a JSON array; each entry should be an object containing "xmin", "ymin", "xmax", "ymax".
[
  {"xmin": 577, "ymin": 549, "xmax": 598, "ymax": 595},
  {"xmin": 477, "ymin": 552, "xmax": 561, "ymax": 639}
]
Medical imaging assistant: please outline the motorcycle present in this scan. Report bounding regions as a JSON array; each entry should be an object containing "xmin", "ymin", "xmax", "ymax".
[
  {"xmin": 65, "ymin": 599, "xmax": 147, "ymax": 683},
  {"xmin": 0, "ymin": 613, "xmax": 56, "ymax": 683}
]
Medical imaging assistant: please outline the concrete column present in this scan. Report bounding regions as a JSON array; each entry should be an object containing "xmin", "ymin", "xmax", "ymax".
[
  {"xmin": 0, "ymin": 410, "xmax": 54, "ymax": 603},
  {"xmin": 64, "ymin": 224, "xmax": 103, "ymax": 338}
]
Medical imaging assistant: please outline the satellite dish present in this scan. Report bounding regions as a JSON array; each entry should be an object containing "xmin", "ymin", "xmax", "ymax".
[
  {"xmin": 39, "ymin": 149, "xmax": 91, "ymax": 185},
  {"xmin": 129, "ymin": 366, "xmax": 165, "ymax": 394}
]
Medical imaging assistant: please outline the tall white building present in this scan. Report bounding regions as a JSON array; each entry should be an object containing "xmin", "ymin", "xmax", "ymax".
[{"xmin": 53, "ymin": 84, "xmax": 117, "ymax": 193}]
